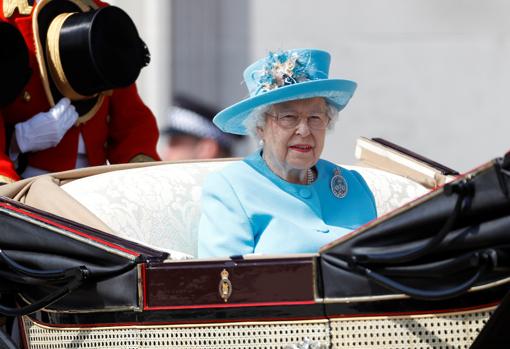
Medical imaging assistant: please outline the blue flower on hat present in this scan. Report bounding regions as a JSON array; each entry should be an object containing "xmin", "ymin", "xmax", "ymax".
[{"xmin": 255, "ymin": 50, "xmax": 320, "ymax": 95}]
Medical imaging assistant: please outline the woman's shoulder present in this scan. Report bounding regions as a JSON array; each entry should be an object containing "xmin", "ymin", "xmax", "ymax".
[
  {"xmin": 316, "ymin": 158, "xmax": 372, "ymax": 191},
  {"xmin": 317, "ymin": 158, "xmax": 377, "ymax": 215},
  {"xmin": 203, "ymin": 159, "xmax": 256, "ymax": 187},
  {"xmin": 316, "ymin": 158, "xmax": 358, "ymax": 177}
]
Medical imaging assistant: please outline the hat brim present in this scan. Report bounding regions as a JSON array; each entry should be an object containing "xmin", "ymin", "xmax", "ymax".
[
  {"xmin": 213, "ymin": 79, "xmax": 356, "ymax": 135},
  {"xmin": 33, "ymin": 0, "xmax": 104, "ymax": 124}
]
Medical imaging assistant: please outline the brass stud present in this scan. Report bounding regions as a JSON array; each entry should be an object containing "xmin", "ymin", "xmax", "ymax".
[{"xmin": 22, "ymin": 90, "xmax": 31, "ymax": 102}]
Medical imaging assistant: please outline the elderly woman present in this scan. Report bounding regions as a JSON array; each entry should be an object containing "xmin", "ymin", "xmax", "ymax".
[{"xmin": 198, "ymin": 48, "xmax": 377, "ymax": 257}]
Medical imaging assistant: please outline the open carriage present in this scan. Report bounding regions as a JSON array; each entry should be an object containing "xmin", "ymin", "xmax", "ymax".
[{"xmin": 0, "ymin": 138, "xmax": 509, "ymax": 349}]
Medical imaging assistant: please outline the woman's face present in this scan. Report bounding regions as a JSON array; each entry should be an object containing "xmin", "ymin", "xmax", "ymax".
[{"xmin": 258, "ymin": 97, "xmax": 328, "ymax": 182}]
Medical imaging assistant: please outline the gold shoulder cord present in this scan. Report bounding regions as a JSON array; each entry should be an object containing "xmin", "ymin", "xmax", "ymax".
[
  {"xmin": 129, "ymin": 154, "xmax": 156, "ymax": 163},
  {"xmin": 3, "ymin": 0, "xmax": 33, "ymax": 18},
  {"xmin": 0, "ymin": 175, "xmax": 16, "ymax": 184}
]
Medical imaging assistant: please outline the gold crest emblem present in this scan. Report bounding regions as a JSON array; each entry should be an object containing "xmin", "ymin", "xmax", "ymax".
[{"xmin": 218, "ymin": 269, "xmax": 232, "ymax": 302}]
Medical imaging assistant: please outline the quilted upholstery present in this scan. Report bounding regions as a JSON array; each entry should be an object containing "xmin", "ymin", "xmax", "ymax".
[
  {"xmin": 61, "ymin": 161, "xmax": 429, "ymax": 259},
  {"xmin": 347, "ymin": 166, "xmax": 429, "ymax": 217}
]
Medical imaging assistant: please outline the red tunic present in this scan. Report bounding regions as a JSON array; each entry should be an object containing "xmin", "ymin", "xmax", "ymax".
[{"xmin": 0, "ymin": 0, "xmax": 160, "ymax": 182}]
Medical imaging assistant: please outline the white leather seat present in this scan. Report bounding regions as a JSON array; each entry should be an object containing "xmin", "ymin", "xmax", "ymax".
[{"xmin": 61, "ymin": 161, "xmax": 429, "ymax": 259}]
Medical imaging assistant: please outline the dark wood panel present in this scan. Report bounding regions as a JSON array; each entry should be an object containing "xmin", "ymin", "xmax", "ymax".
[{"xmin": 146, "ymin": 257, "xmax": 316, "ymax": 308}]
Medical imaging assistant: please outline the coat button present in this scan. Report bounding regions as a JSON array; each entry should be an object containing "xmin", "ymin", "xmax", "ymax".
[
  {"xmin": 23, "ymin": 90, "xmax": 31, "ymax": 102},
  {"xmin": 299, "ymin": 188, "xmax": 312, "ymax": 199}
]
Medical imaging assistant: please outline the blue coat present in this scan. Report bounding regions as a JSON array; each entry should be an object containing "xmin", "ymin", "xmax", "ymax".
[{"xmin": 198, "ymin": 151, "xmax": 377, "ymax": 257}]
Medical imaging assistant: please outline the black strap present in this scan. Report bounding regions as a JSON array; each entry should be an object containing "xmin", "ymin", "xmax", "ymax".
[
  {"xmin": 352, "ymin": 179, "xmax": 474, "ymax": 265},
  {"xmin": 323, "ymin": 248, "xmax": 495, "ymax": 301},
  {"xmin": 0, "ymin": 250, "xmax": 83, "ymax": 281},
  {"xmin": 0, "ymin": 249, "xmax": 137, "ymax": 316},
  {"xmin": 367, "ymin": 250, "xmax": 491, "ymax": 278},
  {"xmin": 361, "ymin": 261, "xmax": 487, "ymax": 301},
  {"xmin": 0, "ymin": 266, "xmax": 88, "ymax": 317}
]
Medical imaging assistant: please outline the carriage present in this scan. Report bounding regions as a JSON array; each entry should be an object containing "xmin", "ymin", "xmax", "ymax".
[{"xmin": 0, "ymin": 138, "xmax": 509, "ymax": 349}]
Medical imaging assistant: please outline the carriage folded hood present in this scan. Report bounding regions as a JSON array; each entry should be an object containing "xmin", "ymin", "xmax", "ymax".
[{"xmin": 319, "ymin": 153, "xmax": 510, "ymax": 301}]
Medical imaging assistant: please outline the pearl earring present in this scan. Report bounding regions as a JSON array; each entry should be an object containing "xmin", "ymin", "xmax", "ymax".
[{"xmin": 259, "ymin": 139, "xmax": 264, "ymax": 147}]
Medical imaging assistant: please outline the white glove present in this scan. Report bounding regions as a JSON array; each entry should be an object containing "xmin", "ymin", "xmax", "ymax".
[{"xmin": 15, "ymin": 97, "xmax": 78, "ymax": 153}]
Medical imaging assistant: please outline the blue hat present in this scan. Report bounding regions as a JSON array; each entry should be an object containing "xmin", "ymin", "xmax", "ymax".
[{"xmin": 213, "ymin": 48, "xmax": 357, "ymax": 135}]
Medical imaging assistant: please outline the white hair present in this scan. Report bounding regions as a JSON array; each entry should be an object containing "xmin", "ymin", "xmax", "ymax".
[{"xmin": 243, "ymin": 99, "xmax": 340, "ymax": 139}]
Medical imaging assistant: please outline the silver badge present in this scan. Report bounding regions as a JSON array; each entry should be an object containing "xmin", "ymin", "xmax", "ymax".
[{"xmin": 331, "ymin": 168, "xmax": 348, "ymax": 198}]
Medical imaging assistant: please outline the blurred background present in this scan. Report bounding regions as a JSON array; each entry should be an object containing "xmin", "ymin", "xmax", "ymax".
[{"xmin": 109, "ymin": 0, "xmax": 510, "ymax": 172}]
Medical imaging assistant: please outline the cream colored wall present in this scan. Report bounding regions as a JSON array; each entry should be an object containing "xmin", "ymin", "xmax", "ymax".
[
  {"xmin": 108, "ymin": 0, "xmax": 510, "ymax": 171},
  {"xmin": 249, "ymin": 0, "xmax": 510, "ymax": 171}
]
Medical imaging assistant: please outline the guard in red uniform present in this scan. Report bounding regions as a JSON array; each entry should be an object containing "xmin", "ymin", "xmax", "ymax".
[
  {"xmin": 0, "ymin": 0, "xmax": 160, "ymax": 184},
  {"xmin": 0, "ymin": 20, "xmax": 32, "ymax": 183}
]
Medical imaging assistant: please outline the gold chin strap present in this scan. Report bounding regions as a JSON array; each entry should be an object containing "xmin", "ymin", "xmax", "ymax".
[
  {"xmin": 3, "ymin": 0, "xmax": 33, "ymax": 18},
  {"xmin": 74, "ymin": 93, "xmax": 105, "ymax": 126},
  {"xmin": 129, "ymin": 154, "xmax": 157, "ymax": 163}
]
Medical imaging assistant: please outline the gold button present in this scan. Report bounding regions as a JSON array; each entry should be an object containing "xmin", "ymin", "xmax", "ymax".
[{"xmin": 22, "ymin": 91, "xmax": 31, "ymax": 102}]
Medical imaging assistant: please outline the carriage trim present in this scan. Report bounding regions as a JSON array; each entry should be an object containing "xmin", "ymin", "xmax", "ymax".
[
  {"xmin": 21, "ymin": 305, "xmax": 495, "ymax": 348},
  {"xmin": 22, "ymin": 316, "xmax": 331, "ymax": 349},
  {"xmin": 321, "ymin": 276, "xmax": 510, "ymax": 304},
  {"xmin": 0, "ymin": 202, "xmax": 140, "ymax": 260},
  {"xmin": 329, "ymin": 305, "xmax": 494, "ymax": 348}
]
